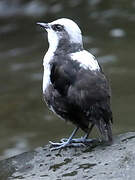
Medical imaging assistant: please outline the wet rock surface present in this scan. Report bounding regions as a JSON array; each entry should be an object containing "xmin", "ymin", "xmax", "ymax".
[{"xmin": 0, "ymin": 132, "xmax": 135, "ymax": 180}]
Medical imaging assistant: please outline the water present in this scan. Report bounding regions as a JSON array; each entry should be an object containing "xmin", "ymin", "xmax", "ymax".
[{"xmin": 0, "ymin": 0, "xmax": 135, "ymax": 160}]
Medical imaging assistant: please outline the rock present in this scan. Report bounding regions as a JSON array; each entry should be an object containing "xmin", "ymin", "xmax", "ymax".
[{"xmin": 0, "ymin": 132, "xmax": 135, "ymax": 180}]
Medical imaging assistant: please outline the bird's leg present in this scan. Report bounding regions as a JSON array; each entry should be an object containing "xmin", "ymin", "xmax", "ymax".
[
  {"xmin": 83, "ymin": 123, "xmax": 95, "ymax": 139},
  {"xmin": 61, "ymin": 124, "xmax": 95, "ymax": 144},
  {"xmin": 49, "ymin": 127, "xmax": 85, "ymax": 150}
]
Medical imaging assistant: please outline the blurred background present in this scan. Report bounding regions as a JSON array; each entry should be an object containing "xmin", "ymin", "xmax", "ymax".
[{"xmin": 0, "ymin": 0, "xmax": 135, "ymax": 160}]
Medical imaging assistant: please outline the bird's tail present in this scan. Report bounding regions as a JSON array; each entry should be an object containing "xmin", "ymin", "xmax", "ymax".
[{"xmin": 96, "ymin": 119, "xmax": 113, "ymax": 144}]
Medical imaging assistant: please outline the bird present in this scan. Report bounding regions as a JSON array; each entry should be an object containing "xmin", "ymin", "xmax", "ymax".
[{"xmin": 37, "ymin": 18, "xmax": 113, "ymax": 150}]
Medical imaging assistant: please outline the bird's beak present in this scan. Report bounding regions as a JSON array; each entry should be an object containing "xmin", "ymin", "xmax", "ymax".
[{"xmin": 37, "ymin": 22, "xmax": 50, "ymax": 29}]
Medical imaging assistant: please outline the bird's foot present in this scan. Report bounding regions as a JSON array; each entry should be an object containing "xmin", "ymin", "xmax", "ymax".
[
  {"xmin": 49, "ymin": 139, "xmax": 85, "ymax": 151},
  {"xmin": 60, "ymin": 137, "xmax": 98, "ymax": 145}
]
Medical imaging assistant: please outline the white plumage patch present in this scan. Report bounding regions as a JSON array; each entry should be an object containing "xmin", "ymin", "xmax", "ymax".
[
  {"xmin": 43, "ymin": 60, "xmax": 50, "ymax": 93},
  {"xmin": 42, "ymin": 50, "xmax": 54, "ymax": 93},
  {"xmin": 71, "ymin": 50, "xmax": 100, "ymax": 71},
  {"xmin": 50, "ymin": 18, "xmax": 82, "ymax": 44},
  {"xmin": 42, "ymin": 30, "xmax": 59, "ymax": 93}
]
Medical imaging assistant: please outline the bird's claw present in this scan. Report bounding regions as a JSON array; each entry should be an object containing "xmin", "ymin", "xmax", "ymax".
[
  {"xmin": 49, "ymin": 140, "xmax": 85, "ymax": 151},
  {"xmin": 60, "ymin": 137, "xmax": 95, "ymax": 144}
]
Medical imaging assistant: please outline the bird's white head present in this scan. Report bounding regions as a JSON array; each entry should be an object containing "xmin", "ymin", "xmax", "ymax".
[{"xmin": 37, "ymin": 18, "xmax": 83, "ymax": 52}]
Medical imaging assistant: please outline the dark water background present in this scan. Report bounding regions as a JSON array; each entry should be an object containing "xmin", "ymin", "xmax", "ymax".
[{"xmin": 0, "ymin": 0, "xmax": 135, "ymax": 160}]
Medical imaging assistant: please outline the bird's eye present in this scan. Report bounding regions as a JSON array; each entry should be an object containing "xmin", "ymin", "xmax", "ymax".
[{"xmin": 52, "ymin": 24, "xmax": 64, "ymax": 31}]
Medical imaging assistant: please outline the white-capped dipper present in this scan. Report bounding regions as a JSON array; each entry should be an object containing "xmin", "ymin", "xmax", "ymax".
[{"xmin": 37, "ymin": 18, "xmax": 113, "ymax": 150}]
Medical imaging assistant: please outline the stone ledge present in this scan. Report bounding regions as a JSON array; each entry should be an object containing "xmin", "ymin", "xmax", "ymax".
[{"xmin": 0, "ymin": 132, "xmax": 135, "ymax": 180}]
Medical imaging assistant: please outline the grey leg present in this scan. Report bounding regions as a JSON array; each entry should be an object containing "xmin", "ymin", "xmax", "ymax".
[
  {"xmin": 61, "ymin": 124, "xmax": 95, "ymax": 144},
  {"xmin": 83, "ymin": 124, "xmax": 95, "ymax": 139},
  {"xmin": 49, "ymin": 127, "xmax": 85, "ymax": 151}
]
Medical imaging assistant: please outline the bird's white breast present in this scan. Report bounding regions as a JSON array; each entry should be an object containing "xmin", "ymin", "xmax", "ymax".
[
  {"xmin": 42, "ymin": 50, "xmax": 53, "ymax": 93},
  {"xmin": 70, "ymin": 50, "xmax": 100, "ymax": 71}
]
